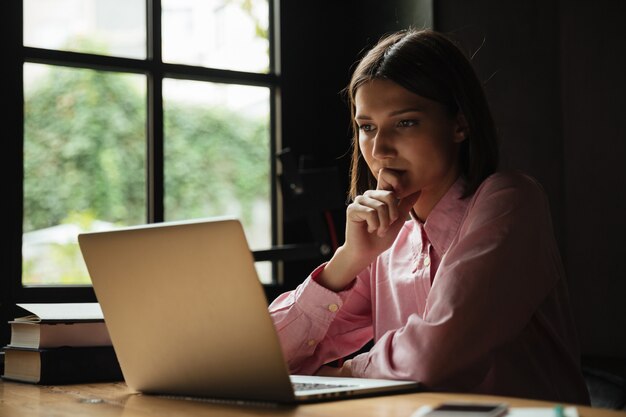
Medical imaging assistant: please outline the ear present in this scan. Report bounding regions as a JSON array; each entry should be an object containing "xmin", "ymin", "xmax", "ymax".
[{"xmin": 453, "ymin": 112, "xmax": 468, "ymax": 143}]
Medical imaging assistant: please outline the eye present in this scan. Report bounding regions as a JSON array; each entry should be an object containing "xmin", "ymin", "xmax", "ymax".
[
  {"xmin": 358, "ymin": 124, "xmax": 375, "ymax": 132},
  {"xmin": 397, "ymin": 119, "xmax": 418, "ymax": 128}
]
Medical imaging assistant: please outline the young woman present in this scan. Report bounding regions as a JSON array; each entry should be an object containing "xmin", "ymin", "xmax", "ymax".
[{"xmin": 269, "ymin": 29, "xmax": 590, "ymax": 404}]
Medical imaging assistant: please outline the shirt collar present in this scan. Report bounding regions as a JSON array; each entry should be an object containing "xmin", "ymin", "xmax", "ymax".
[{"xmin": 413, "ymin": 176, "xmax": 471, "ymax": 257}]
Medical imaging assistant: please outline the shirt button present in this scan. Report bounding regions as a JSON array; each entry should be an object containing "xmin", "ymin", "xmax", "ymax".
[
  {"xmin": 328, "ymin": 303, "xmax": 339, "ymax": 313},
  {"xmin": 424, "ymin": 256, "xmax": 431, "ymax": 267},
  {"xmin": 307, "ymin": 339, "xmax": 317, "ymax": 347}
]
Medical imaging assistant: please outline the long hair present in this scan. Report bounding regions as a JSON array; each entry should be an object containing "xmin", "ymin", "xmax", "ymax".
[{"xmin": 347, "ymin": 29, "xmax": 499, "ymax": 199}]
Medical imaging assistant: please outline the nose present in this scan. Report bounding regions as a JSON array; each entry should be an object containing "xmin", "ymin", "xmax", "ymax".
[{"xmin": 371, "ymin": 128, "xmax": 396, "ymax": 160}]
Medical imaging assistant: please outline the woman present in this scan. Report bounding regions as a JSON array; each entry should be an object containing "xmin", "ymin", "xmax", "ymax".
[{"xmin": 269, "ymin": 28, "xmax": 589, "ymax": 404}]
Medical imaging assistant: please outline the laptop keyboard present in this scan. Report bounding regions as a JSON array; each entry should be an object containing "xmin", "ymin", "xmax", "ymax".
[{"xmin": 292, "ymin": 382, "xmax": 357, "ymax": 392}]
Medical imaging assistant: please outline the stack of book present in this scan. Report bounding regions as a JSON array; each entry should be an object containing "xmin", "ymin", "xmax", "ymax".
[{"xmin": 1, "ymin": 303, "xmax": 123, "ymax": 384}]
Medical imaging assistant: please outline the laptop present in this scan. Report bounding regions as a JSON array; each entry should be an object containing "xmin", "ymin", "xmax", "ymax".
[{"xmin": 78, "ymin": 217, "xmax": 420, "ymax": 404}]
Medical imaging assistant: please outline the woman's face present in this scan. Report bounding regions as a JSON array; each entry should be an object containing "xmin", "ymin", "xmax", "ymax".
[{"xmin": 354, "ymin": 79, "xmax": 466, "ymax": 201}]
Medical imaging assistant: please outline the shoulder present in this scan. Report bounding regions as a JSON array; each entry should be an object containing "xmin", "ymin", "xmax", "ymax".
[
  {"xmin": 474, "ymin": 170, "xmax": 546, "ymax": 200},
  {"xmin": 470, "ymin": 170, "xmax": 549, "ymax": 211},
  {"xmin": 462, "ymin": 170, "xmax": 550, "ymax": 230}
]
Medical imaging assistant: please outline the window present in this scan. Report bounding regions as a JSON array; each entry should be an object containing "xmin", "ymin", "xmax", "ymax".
[{"xmin": 15, "ymin": 0, "xmax": 278, "ymax": 301}]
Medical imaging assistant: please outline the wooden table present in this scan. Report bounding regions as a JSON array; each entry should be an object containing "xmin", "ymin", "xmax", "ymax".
[{"xmin": 1, "ymin": 380, "xmax": 625, "ymax": 417}]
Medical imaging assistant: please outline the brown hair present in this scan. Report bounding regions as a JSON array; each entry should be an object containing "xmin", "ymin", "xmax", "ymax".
[{"xmin": 347, "ymin": 29, "xmax": 499, "ymax": 199}]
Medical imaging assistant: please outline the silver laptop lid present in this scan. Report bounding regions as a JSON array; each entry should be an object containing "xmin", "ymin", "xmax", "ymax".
[{"xmin": 78, "ymin": 217, "xmax": 295, "ymax": 403}]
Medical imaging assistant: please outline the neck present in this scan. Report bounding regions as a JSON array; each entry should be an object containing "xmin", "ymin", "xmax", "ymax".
[{"xmin": 412, "ymin": 172, "xmax": 460, "ymax": 222}]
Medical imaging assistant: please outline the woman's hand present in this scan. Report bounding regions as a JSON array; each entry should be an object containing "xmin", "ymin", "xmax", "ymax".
[
  {"xmin": 317, "ymin": 169, "xmax": 419, "ymax": 291},
  {"xmin": 315, "ymin": 360, "xmax": 354, "ymax": 378}
]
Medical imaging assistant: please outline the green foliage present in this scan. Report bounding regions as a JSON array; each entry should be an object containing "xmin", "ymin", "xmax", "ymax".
[
  {"xmin": 165, "ymin": 104, "xmax": 269, "ymax": 222},
  {"xmin": 24, "ymin": 66, "xmax": 146, "ymax": 231},
  {"xmin": 24, "ymin": 66, "xmax": 269, "ymax": 231}
]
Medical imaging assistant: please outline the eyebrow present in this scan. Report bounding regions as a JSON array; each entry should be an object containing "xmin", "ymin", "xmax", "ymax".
[
  {"xmin": 389, "ymin": 107, "xmax": 424, "ymax": 116},
  {"xmin": 355, "ymin": 107, "xmax": 425, "ymax": 120}
]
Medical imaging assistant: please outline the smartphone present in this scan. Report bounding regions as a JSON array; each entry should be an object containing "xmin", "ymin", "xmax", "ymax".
[{"xmin": 422, "ymin": 402, "xmax": 509, "ymax": 417}]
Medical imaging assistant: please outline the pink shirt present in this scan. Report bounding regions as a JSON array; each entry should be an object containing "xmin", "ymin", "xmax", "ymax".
[{"xmin": 269, "ymin": 171, "xmax": 590, "ymax": 404}]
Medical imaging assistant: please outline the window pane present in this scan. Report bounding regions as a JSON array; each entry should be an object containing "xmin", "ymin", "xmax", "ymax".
[
  {"xmin": 163, "ymin": 79, "xmax": 271, "ymax": 282},
  {"xmin": 24, "ymin": 0, "xmax": 146, "ymax": 59},
  {"xmin": 162, "ymin": 0, "xmax": 269, "ymax": 73},
  {"xmin": 23, "ymin": 64, "xmax": 146, "ymax": 286}
]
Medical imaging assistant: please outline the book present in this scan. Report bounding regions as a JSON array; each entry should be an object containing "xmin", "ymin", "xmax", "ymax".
[
  {"xmin": 8, "ymin": 303, "xmax": 112, "ymax": 349},
  {"xmin": 2, "ymin": 346, "xmax": 123, "ymax": 384}
]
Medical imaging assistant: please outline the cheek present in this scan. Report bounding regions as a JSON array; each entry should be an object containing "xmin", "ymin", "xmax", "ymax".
[
  {"xmin": 358, "ymin": 135, "xmax": 368, "ymax": 151},
  {"xmin": 358, "ymin": 138, "xmax": 372, "ymax": 159},
  {"xmin": 416, "ymin": 131, "xmax": 458, "ymax": 163}
]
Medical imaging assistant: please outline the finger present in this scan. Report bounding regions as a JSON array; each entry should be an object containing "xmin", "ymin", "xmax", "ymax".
[
  {"xmin": 377, "ymin": 168, "xmax": 402, "ymax": 194},
  {"xmin": 366, "ymin": 190, "xmax": 401, "ymax": 227},
  {"xmin": 375, "ymin": 170, "xmax": 401, "ymax": 222},
  {"xmin": 358, "ymin": 193, "xmax": 396, "ymax": 236},
  {"xmin": 397, "ymin": 191, "xmax": 421, "ymax": 218},
  {"xmin": 377, "ymin": 170, "xmax": 393, "ymax": 191},
  {"xmin": 341, "ymin": 359, "xmax": 353, "ymax": 377},
  {"xmin": 386, "ymin": 191, "xmax": 420, "ymax": 229},
  {"xmin": 349, "ymin": 197, "xmax": 381, "ymax": 234}
]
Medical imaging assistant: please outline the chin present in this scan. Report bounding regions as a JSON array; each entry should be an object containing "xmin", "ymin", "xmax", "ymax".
[{"xmin": 394, "ymin": 182, "xmax": 420, "ymax": 198}]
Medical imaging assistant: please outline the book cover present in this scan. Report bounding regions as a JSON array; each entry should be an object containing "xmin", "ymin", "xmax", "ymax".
[
  {"xmin": 13, "ymin": 303, "xmax": 106, "ymax": 323},
  {"xmin": 1, "ymin": 346, "xmax": 123, "ymax": 385}
]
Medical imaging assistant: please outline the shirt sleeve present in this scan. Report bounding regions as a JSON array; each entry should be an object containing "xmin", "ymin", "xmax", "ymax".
[
  {"xmin": 350, "ymin": 173, "xmax": 563, "ymax": 390},
  {"xmin": 268, "ymin": 263, "xmax": 374, "ymax": 374}
]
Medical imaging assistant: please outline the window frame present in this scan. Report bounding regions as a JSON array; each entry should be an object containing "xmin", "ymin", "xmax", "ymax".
[{"xmin": 3, "ymin": 0, "xmax": 280, "ymax": 305}]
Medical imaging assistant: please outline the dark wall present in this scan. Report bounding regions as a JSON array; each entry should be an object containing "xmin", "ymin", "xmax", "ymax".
[
  {"xmin": 435, "ymin": 0, "xmax": 626, "ymax": 358},
  {"xmin": 559, "ymin": 0, "xmax": 626, "ymax": 357}
]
